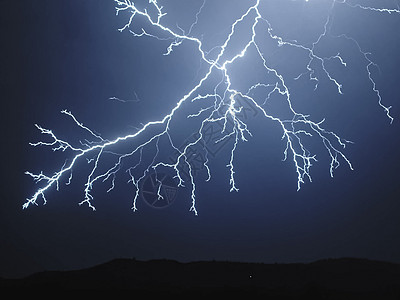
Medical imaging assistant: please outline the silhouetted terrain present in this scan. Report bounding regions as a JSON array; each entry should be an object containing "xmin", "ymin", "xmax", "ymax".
[{"xmin": 1, "ymin": 258, "xmax": 400, "ymax": 298}]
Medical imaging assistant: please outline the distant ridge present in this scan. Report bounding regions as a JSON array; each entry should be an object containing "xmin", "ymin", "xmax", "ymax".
[{"xmin": 1, "ymin": 258, "xmax": 400, "ymax": 297}]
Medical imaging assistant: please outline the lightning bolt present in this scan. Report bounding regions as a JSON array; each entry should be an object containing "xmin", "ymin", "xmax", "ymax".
[{"xmin": 25, "ymin": 0, "xmax": 397, "ymax": 215}]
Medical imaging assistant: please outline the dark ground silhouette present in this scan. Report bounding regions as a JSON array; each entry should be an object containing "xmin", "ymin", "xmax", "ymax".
[{"xmin": 1, "ymin": 258, "xmax": 400, "ymax": 298}]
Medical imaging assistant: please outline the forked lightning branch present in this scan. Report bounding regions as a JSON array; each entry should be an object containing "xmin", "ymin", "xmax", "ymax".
[{"xmin": 25, "ymin": 0, "xmax": 398, "ymax": 215}]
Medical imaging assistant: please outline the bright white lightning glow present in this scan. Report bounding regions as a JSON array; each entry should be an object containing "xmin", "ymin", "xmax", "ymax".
[{"xmin": 25, "ymin": 0, "xmax": 397, "ymax": 215}]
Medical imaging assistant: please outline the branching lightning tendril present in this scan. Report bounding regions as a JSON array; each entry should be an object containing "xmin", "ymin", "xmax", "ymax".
[{"xmin": 25, "ymin": 0, "xmax": 397, "ymax": 215}]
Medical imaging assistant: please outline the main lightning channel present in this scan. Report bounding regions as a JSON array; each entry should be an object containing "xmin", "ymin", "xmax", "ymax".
[{"xmin": 25, "ymin": 0, "xmax": 396, "ymax": 215}]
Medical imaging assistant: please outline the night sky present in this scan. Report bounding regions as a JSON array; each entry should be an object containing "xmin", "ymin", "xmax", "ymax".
[{"xmin": 1, "ymin": 0, "xmax": 400, "ymax": 279}]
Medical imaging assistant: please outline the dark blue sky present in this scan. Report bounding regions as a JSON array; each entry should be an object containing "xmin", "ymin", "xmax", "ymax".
[{"xmin": 1, "ymin": 0, "xmax": 400, "ymax": 278}]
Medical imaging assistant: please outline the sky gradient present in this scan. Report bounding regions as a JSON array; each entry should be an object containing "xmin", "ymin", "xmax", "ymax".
[{"xmin": 1, "ymin": 0, "xmax": 400, "ymax": 278}]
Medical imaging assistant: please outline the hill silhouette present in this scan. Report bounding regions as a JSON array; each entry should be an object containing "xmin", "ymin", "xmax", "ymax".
[{"xmin": 1, "ymin": 258, "xmax": 400, "ymax": 298}]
